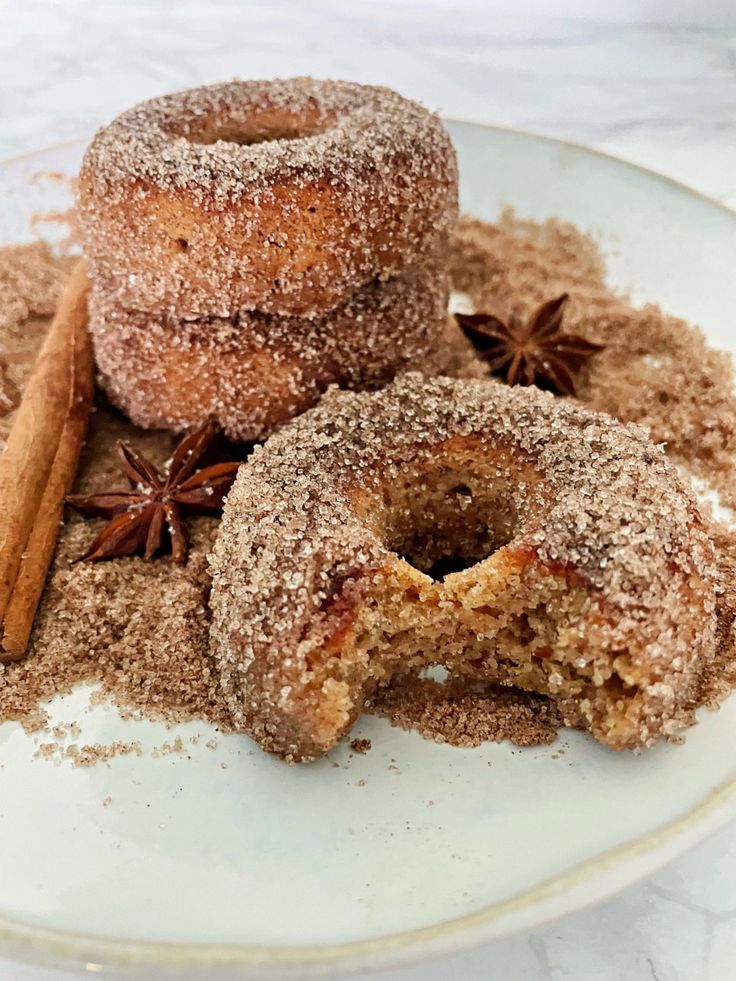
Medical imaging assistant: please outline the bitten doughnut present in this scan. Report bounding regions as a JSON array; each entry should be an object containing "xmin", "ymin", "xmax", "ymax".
[
  {"xmin": 209, "ymin": 374, "xmax": 717, "ymax": 762},
  {"xmin": 78, "ymin": 77, "xmax": 459, "ymax": 319},
  {"xmin": 88, "ymin": 266, "xmax": 450, "ymax": 442}
]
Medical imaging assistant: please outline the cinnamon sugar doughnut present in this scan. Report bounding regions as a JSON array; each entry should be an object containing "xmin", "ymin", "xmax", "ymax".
[
  {"xmin": 88, "ymin": 267, "xmax": 450, "ymax": 442},
  {"xmin": 78, "ymin": 77, "xmax": 458, "ymax": 319},
  {"xmin": 209, "ymin": 374, "xmax": 717, "ymax": 762}
]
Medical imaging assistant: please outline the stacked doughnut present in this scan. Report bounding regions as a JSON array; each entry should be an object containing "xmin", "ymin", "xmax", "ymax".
[{"xmin": 78, "ymin": 78, "xmax": 459, "ymax": 440}]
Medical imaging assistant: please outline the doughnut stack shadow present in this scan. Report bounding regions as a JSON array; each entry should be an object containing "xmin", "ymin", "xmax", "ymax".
[{"xmin": 78, "ymin": 77, "xmax": 459, "ymax": 441}]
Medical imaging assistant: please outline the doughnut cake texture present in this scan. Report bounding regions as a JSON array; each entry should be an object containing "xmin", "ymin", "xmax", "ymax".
[
  {"xmin": 78, "ymin": 77, "xmax": 458, "ymax": 319},
  {"xmin": 209, "ymin": 374, "xmax": 718, "ymax": 763},
  {"xmin": 88, "ymin": 266, "xmax": 450, "ymax": 441}
]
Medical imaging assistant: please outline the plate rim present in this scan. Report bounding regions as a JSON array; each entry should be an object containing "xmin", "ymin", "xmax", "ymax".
[
  {"xmin": 1, "ymin": 122, "xmax": 736, "ymax": 977},
  {"xmin": 1, "ymin": 775, "xmax": 736, "ymax": 977}
]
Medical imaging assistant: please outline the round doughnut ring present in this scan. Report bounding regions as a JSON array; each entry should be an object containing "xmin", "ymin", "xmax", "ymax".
[
  {"xmin": 88, "ymin": 266, "xmax": 450, "ymax": 442},
  {"xmin": 78, "ymin": 77, "xmax": 459, "ymax": 319},
  {"xmin": 209, "ymin": 374, "xmax": 718, "ymax": 762}
]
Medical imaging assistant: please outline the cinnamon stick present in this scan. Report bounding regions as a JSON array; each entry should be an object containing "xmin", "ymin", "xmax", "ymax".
[{"xmin": 0, "ymin": 262, "xmax": 92, "ymax": 662}]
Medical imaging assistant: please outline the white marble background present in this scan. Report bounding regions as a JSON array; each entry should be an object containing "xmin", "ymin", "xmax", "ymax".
[{"xmin": 1, "ymin": 1, "xmax": 736, "ymax": 978}]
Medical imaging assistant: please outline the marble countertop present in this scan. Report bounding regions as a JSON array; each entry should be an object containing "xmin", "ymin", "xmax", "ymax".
[{"xmin": 1, "ymin": 1, "xmax": 735, "ymax": 979}]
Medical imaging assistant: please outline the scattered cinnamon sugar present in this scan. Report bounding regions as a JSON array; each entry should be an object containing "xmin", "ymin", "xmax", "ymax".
[
  {"xmin": 369, "ymin": 676, "xmax": 563, "ymax": 748},
  {"xmin": 50, "ymin": 721, "xmax": 81, "ymax": 741},
  {"xmin": 0, "ymin": 241, "xmax": 69, "ymax": 328},
  {"xmin": 0, "ymin": 286, "xmax": 232, "ymax": 733},
  {"xmin": 34, "ymin": 738, "xmax": 144, "ymax": 768},
  {"xmin": 350, "ymin": 738, "xmax": 372, "ymax": 754},
  {"xmin": 152, "ymin": 737, "xmax": 187, "ymax": 758},
  {"xmin": 2, "ymin": 203, "xmax": 736, "ymax": 757},
  {"xmin": 29, "ymin": 172, "xmax": 82, "ymax": 253},
  {"xmin": 0, "ymin": 453, "xmax": 231, "ymax": 734},
  {"xmin": 68, "ymin": 741, "xmax": 144, "ymax": 768}
]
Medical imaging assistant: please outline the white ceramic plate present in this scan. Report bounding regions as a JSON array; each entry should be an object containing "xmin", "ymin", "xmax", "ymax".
[{"xmin": 0, "ymin": 124, "xmax": 735, "ymax": 981}]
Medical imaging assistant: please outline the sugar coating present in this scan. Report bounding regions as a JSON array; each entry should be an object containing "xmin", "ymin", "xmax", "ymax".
[
  {"xmin": 210, "ymin": 374, "xmax": 718, "ymax": 760},
  {"xmin": 78, "ymin": 77, "xmax": 459, "ymax": 318},
  {"xmin": 88, "ymin": 264, "xmax": 451, "ymax": 441}
]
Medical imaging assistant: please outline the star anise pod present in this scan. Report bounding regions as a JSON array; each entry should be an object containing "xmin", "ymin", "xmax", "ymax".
[
  {"xmin": 67, "ymin": 420, "xmax": 241, "ymax": 563},
  {"xmin": 455, "ymin": 293, "xmax": 604, "ymax": 396}
]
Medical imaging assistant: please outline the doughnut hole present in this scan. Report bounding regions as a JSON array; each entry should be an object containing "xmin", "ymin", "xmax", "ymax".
[
  {"xmin": 329, "ymin": 437, "xmax": 675, "ymax": 750},
  {"xmin": 178, "ymin": 106, "xmax": 332, "ymax": 146}
]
